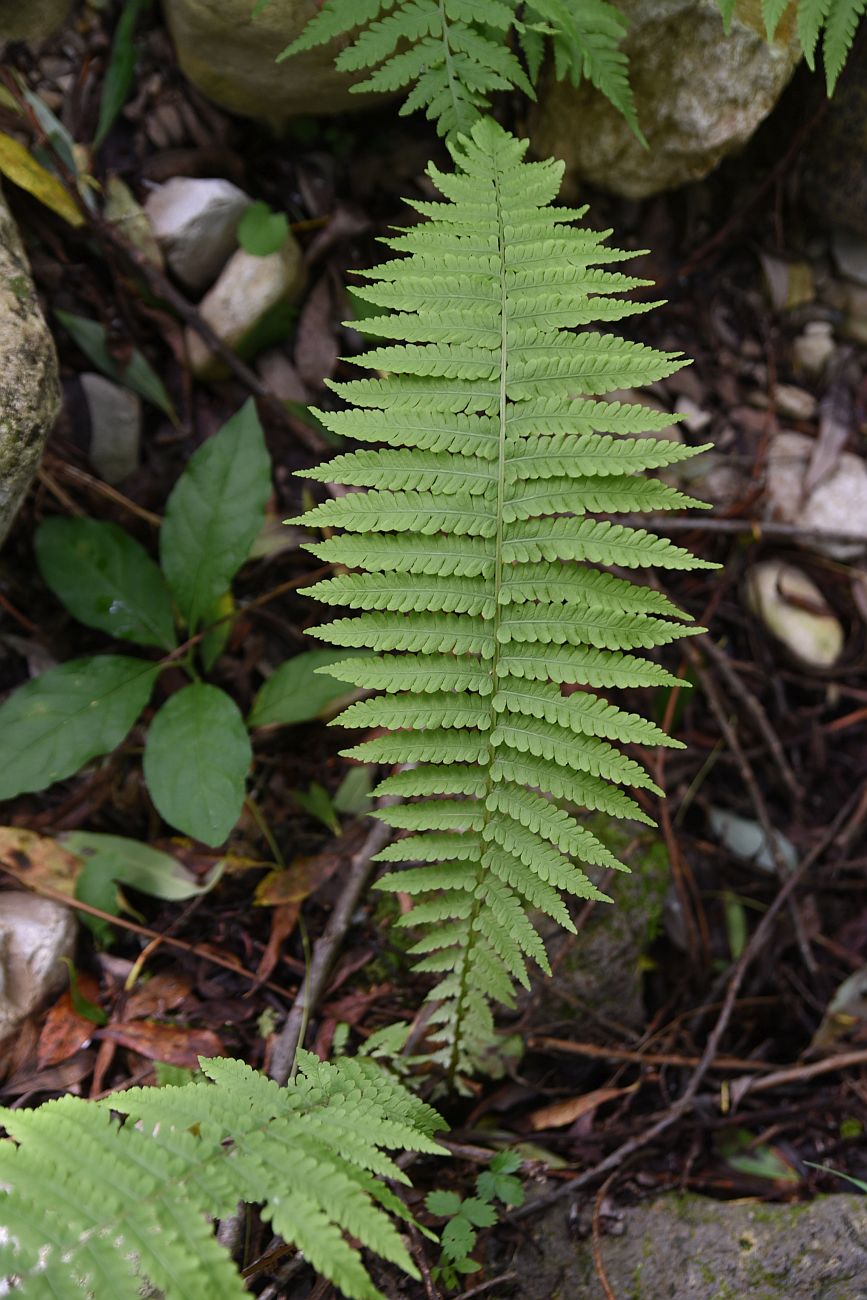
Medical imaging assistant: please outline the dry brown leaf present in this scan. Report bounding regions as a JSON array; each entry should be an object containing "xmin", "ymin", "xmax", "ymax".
[
  {"xmin": 37, "ymin": 974, "xmax": 103, "ymax": 1069},
  {"xmin": 528, "ymin": 1083, "xmax": 638, "ymax": 1131},
  {"xmin": 0, "ymin": 827, "xmax": 82, "ymax": 895},
  {"xmin": 98, "ymin": 1021, "xmax": 224, "ymax": 1068}
]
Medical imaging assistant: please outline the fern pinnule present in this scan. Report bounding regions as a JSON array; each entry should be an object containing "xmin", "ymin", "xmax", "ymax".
[
  {"xmin": 293, "ymin": 117, "xmax": 713, "ymax": 1077},
  {"xmin": 0, "ymin": 1053, "xmax": 445, "ymax": 1300}
]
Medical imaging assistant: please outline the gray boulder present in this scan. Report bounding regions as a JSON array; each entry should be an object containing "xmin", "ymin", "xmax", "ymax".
[
  {"xmin": 529, "ymin": 0, "xmax": 802, "ymax": 199},
  {"xmin": 0, "ymin": 183, "xmax": 60, "ymax": 546},
  {"xmin": 0, "ymin": 892, "xmax": 77, "ymax": 1042},
  {"xmin": 163, "ymin": 0, "xmax": 362, "ymax": 124},
  {"xmin": 512, "ymin": 1193, "xmax": 867, "ymax": 1299}
]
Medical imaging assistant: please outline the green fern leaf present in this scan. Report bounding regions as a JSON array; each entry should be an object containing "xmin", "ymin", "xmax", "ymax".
[
  {"xmin": 0, "ymin": 1054, "xmax": 445, "ymax": 1300},
  {"xmin": 295, "ymin": 119, "xmax": 711, "ymax": 1076},
  {"xmin": 279, "ymin": 0, "xmax": 640, "ymax": 140}
]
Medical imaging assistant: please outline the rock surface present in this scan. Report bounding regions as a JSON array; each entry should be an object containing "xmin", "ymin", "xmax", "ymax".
[
  {"xmin": 0, "ymin": 892, "xmax": 76, "ymax": 1041},
  {"xmin": 145, "ymin": 176, "xmax": 250, "ymax": 292},
  {"xmin": 511, "ymin": 1193, "xmax": 867, "ymax": 1299},
  {"xmin": 164, "ymin": 0, "xmax": 362, "ymax": 124},
  {"xmin": 803, "ymin": 41, "xmax": 867, "ymax": 237},
  {"xmin": 0, "ymin": 0, "xmax": 70, "ymax": 42},
  {"xmin": 765, "ymin": 429, "xmax": 867, "ymax": 559},
  {"xmin": 186, "ymin": 237, "xmax": 305, "ymax": 378},
  {"xmin": 0, "ymin": 182, "xmax": 61, "ymax": 547},
  {"xmin": 80, "ymin": 373, "xmax": 142, "ymax": 486},
  {"xmin": 529, "ymin": 0, "xmax": 801, "ymax": 199}
]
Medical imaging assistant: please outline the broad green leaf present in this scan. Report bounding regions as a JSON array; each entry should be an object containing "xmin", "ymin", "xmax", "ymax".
[
  {"xmin": 248, "ymin": 648, "xmax": 358, "ymax": 727},
  {"xmin": 63, "ymin": 830, "xmax": 225, "ymax": 901},
  {"xmin": 35, "ymin": 517, "xmax": 176, "ymax": 650},
  {"xmin": 0, "ymin": 656, "xmax": 157, "ymax": 800},
  {"xmin": 143, "ymin": 684, "xmax": 251, "ymax": 846},
  {"xmin": 54, "ymin": 309, "xmax": 176, "ymax": 419},
  {"xmin": 199, "ymin": 590, "xmax": 234, "ymax": 672},
  {"xmin": 237, "ymin": 200, "xmax": 289, "ymax": 256},
  {"xmin": 425, "ymin": 1190, "xmax": 463, "ymax": 1217},
  {"xmin": 160, "ymin": 400, "xmax": 271, "ymax": 631},
  {"xmin": 94, "ymin": 0, "xmax": 150, "ymax": 148}
]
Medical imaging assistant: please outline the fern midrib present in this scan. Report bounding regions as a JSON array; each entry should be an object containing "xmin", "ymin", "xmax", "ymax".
[
  {"xmin": 447, "ymin": 157, "xmax": 509, "ymax": 1080},
  {"xmin": 438, "ymin": 0, "xmax": 464, "ymax": 133}
]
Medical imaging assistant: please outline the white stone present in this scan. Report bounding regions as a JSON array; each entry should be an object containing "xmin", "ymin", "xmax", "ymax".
[
  {"xmin": 766, "ymin": 430, "xmax": 867, "ymax": 559},
  {"xmin": 145, "ymin": 177, "xmax": 252, "ymax": 293},
  {"xmin": 831, "ymin": 226, "xmax": 867, "ymax": 288},
  {"xmin": 772, "ymin": 384, "xmax": 817, "ymax": 421},
  {"xmin": 745, "ymin": 559, "xmax": 844, "ymax": 668},
  {"xmin": 257, "ymin": 348, "xmax": 306, "ymax": 402},
  {"xmin": 674, "ymin": 394, "xmax": 712, "ymax": 433},
  {"xmin": 708, "ymin": 807, "xmax": 797, "ymax": 875},
  {"xmin": 80, "ymin": 373, "xmax": 142, "ymax": 485},
  {"xmin": 793, "ymin": 321, "xmax": 835, "ymax": 378},
  {"xmin": 186, "ymin": 240, "xmax": 305, "ymax": 378},
  {"xmin": 0, "ymin": 892, "xmax": 77, "ymax": 1040}
]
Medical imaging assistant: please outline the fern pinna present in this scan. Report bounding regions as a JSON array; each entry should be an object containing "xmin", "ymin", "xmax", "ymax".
[
  {"xmin": 0, "ymin": 1053, "xmax": 444, "ymax": 1300},
  {"xmin": 295, "ymin": 118, "xmax": 713, "ymax": 1076}
]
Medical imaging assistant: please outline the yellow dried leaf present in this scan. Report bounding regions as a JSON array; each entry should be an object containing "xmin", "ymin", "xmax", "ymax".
[
  {"xmin": 528, "ymin": 1083, "xmax": 638, "ymax": 1131},
  {"xmin": 0, "ymin": 131, "xmax": 84, "ymax": 226}
]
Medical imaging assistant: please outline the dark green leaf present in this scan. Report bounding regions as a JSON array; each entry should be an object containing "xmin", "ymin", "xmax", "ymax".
[
  {"xmin": 441, "ymin": 1215, "xmax": 477, "ymax": 1263},
  {"xmin": 94, "ymin": 0, "xmax": 150, "ymax": 149},
  {"xmin": 63, "ymin": 831, "xmax": 225, "ymax": 901},
  {"xmin": 459, "ymin": 1198, "xmax": 498, "ymax": 1228},
  {"xmin": 237, "ymin": 201, "xmax": 289, "ymax": 257},
  {"xmin": 0, "ymin": 656, "xmax": 156, "ymax": 800},
  {"xmin": 55, "ymin": 309, "xmax": 175, "ymax": 419},
  {"xmin": 160, "ymin": 400, "xmax": 271, "ymax": 631},
  {"xmin": 143, "ymin": 684, "xmax": 251, "ymax": 846},
  {"xmin": 248, "ymin": 648, "xmax": 358, "ymax": 728},
  {"xmin": 35, "ymin": 517, "xmax": 176, "ymax": 650},
  {"xmin": 333, "ymin": 764, "xmax": 373, "ymax": 815},
  {"xmin": 425, "ymin": 1190, "xmax": 463, "ymax": 1217}
]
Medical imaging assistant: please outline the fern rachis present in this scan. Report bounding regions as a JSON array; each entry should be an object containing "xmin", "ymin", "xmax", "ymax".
[{"xmin": 293, "ymin": 118, "xmax": 713, "ymax": 1077}]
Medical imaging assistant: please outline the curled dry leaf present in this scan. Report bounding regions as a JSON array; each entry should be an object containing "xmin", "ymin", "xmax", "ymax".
[
  {"xmin": 97, "ymin": 1020, "xmax": 224, "ymax": 1069},
  {"xmin": 528, "ymin": 1083, "xmax": 638, "ymax": 1131}
]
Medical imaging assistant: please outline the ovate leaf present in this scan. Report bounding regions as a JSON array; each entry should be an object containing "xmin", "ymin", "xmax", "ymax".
[
  {"xmin": 199, "ymin": 591, "xmax": 234, "ymax": 672},
  {"xmin": 143, "ymin": 684, "xmax": 251, "ymax": 846},
  {"xmin": 160, "ymin": 401, "xmax": 271, "ymax": 631},
  {"xmin": 0, "ymin": 656, "xmax": 157, "ymax": 800},
  {"xmin": 54, "ymin": 309, "xmax": 175, "ymax": 419},
  {"xmin": 237, "ymin": 201, "xmax": 289, "ymax": 256},
  {"xmin": 248, "ymin": 648, "xmax": 357, "ymax": 727},
  {"xmin": 35, "ymin": 517, "xmax": 176, "ymax": 650}
]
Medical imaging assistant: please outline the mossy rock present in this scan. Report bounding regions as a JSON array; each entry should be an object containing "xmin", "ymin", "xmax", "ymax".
[
  {"xmin": 0, "ymin": 183, "xmax": 60, "ymax": 546},
  {"xmin": 511, "ymin": 1192, "xmax": 867, "ymax": 1298},
  {"xmin": 162, "ymin": 0, "xmax": 369, "ymax": 125}
]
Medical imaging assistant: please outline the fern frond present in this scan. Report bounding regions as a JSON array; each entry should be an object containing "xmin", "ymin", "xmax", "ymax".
[
  {"xmin": 297, "ymin": 119, "xmax": 711, "ymax": 1077},
  {"xmin": 279, "ymin": 0, "xmax": 640, "ymax": 140},
  {"xmin": 0, "ymin": 1054, "xmax": 445, "ymax": 1300},
  {"xmin": 754, "ymin": 0, "xmax": 863, "ymax": 93}
]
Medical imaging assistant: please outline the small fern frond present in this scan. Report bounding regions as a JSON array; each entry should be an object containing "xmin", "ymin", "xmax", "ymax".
[
  {"xmin": 0, "ymin": 1053, "xmax": 445, "ymax": 1300},
  {"xmin": 279, "ymin": 0, "xmax": 641, "ymax": 140},
  {"xmin": 753, "ymin": 0, "xmax": 864, "ymax": 93},
  {"xmin": 294, "ymin": 118, "xmax": 712, "ymax": 1078}
]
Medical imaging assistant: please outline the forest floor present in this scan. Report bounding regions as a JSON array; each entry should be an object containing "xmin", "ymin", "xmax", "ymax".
[{"xmin": 2, "ymin": 6, "xmax": 867, "ymax": 1298}]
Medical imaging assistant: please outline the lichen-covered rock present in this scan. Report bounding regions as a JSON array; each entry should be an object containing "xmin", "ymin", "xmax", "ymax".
[
  {"xmin": 163, "ymin": 0, "xmax": 361, "ymax": 124},
  {"xmin": 0, "ymin": 183, "xmax": 60, "ymax": 547},
  {"xmin": 511, "ymin": 1193, "xmax": 867, "ymax": 1299},
  {"xmin": 0, "ymin": 0, "xmax": 70, "ymax": 42},
  {"xmin": 528, "ymin": 0, "xmax": 802, "ymax": 200}
]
